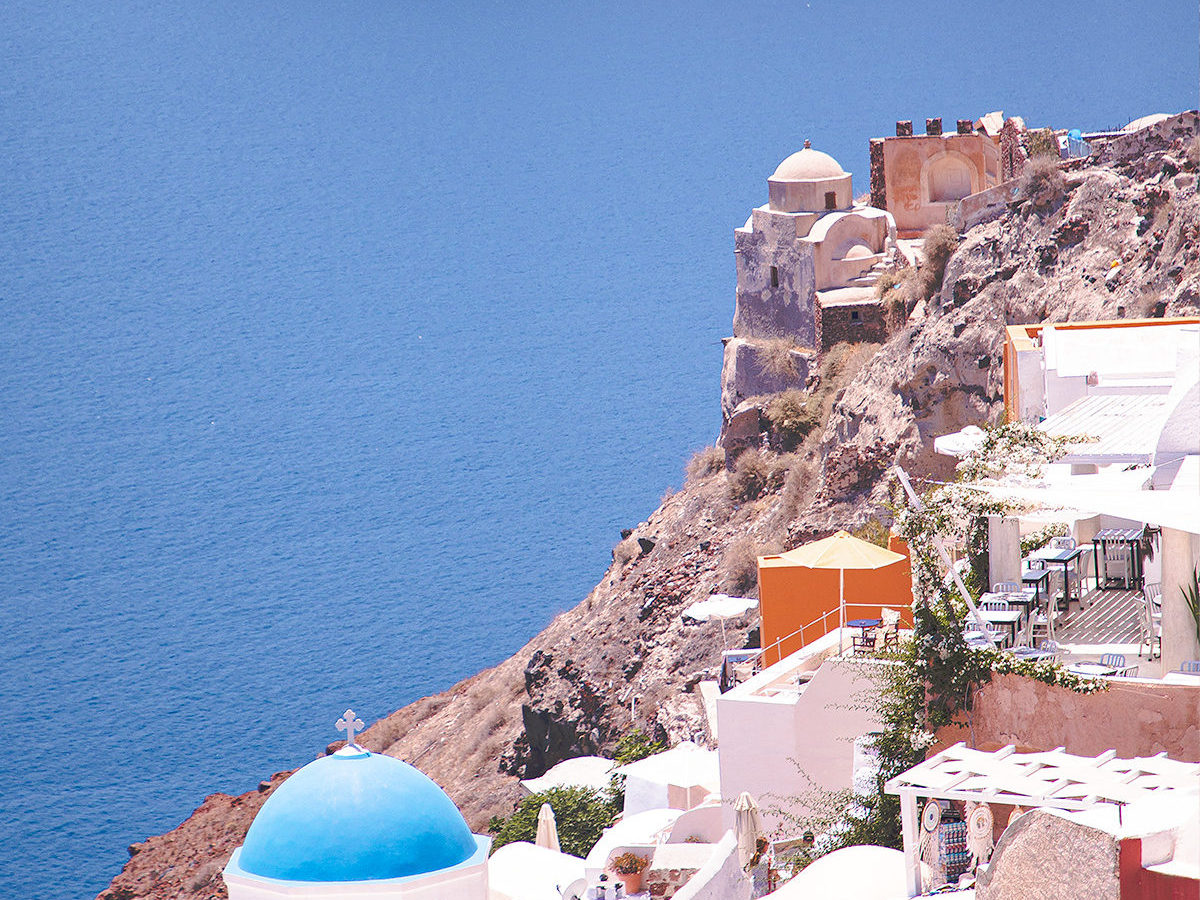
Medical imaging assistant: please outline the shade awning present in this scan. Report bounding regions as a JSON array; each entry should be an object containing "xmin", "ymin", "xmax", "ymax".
[{"xmin": 765, "ymin": 530, "xmax": 905, "ymax": 570}]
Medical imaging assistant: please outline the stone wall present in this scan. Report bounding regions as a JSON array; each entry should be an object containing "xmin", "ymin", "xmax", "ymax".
[
  {"xmin": 948, "ymin": 178, "xmax": 1021, "ymax": 233},
  {"xmin": 817, "ymin": 298, "xmax": 886, "ymax": 351},
  {"xmin": 935, "ymin": 673, "xmax": 1200, "ymax": 762},
  {"xmin": 1092, "ymin": 110, "xmax": 1200, "ymax": 167},
  {"xmin": 869, "ymin": 139, "xmax": 886, "ymax": 210},
  {"xmin": 670, "ymin": 832, "xmax": 751, "ymax": 900}
]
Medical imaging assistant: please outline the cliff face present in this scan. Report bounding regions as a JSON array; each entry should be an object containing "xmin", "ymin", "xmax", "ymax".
[{"xmin": 99, "ymin": 120, "xmax": 1200, "ymax": 900}]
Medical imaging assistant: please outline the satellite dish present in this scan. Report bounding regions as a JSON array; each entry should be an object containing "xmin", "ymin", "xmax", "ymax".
[{"xmin": 922, "ymin": 800, "xmax": 942, "ymax": 832}]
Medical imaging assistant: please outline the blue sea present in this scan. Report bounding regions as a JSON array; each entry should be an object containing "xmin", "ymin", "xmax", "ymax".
[{"xmin": 0, "ymin": 1, "xmax": 1193, "ymax": 896}]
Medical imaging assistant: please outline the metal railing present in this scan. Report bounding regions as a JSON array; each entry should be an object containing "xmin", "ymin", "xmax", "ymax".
[{"xmin": 721, "ymin": 602, "xmax": 908, "ymax": 690}]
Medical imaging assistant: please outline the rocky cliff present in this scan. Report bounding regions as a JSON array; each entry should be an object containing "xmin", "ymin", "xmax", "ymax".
[{"xmin": 99, "ymin": 115, "xmax": 1200, "ymax": 900}]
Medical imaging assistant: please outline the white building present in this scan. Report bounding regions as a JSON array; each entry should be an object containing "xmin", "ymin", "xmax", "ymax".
[{"xmin": 715, "ymin": 630, "xmax": 884, "ymax": 836}]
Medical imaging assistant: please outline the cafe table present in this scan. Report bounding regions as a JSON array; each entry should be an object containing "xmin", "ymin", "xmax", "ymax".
[
  {"xmin": 979, "ymin": 608, "xmax": 1023, "ymax": 647},
  {"xmin": 1027, "ymin": 545, "xmax": 1085, "ymax": 609}
]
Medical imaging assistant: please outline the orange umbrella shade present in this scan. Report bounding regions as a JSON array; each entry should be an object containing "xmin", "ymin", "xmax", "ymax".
[{"xmin": 769, "ymin": 530, "xmax": 905, "ymax": 571}]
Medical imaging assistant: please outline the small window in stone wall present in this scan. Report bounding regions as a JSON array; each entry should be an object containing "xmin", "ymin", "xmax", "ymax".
[
  {"xmin": 770, "ymin": 265, "xmax": 779, "ymax": 288},
  {"xmin": 851, "ymin": 310, "xmax": 861, "ymax": 323},
  {"xmin": 825, "ymin": 191, "xmax": 837, "ymax": 210}
]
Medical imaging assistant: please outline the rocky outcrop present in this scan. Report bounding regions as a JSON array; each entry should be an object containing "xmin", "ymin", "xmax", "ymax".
[
  {"xmin": 822, "ymin": 123, "xmax": 1200, "ymax": 509},
  {"xmin": 719, "ymin": 337, "xmax": 813, "ymax": 421},
  {"xmin": 99, "ymin": 119, "xmax": 1200, "ymax": 900}
]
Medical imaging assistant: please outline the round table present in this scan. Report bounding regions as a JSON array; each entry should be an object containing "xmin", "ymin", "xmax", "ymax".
[{"xmin": 1068, "ymin": 662, "xmax": 1117, "ymax": 678}]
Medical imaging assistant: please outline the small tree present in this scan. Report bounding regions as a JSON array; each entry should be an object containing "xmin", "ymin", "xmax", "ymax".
[
  {"xmin": 613, "ymin": 727, "xmax": 666, "ymax": 764},
  {"xmin": 489, "ymin": 785, "xmax": 621, "ymax": 858}
]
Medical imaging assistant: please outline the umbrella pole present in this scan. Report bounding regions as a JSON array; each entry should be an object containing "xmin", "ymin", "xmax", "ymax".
[{"xmin": 839, "ymin": 567, "xmax": 846, "ymax": 654}]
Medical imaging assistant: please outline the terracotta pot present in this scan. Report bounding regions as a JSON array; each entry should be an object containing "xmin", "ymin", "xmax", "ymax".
[{"xmin": 616, "ymin": 870, "xmax": 644, "ymax": 894}]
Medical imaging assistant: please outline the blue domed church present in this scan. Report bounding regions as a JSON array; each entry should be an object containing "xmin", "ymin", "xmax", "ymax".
[{"xmin": 223, "ymin": 711, "xmax": 490, "ymax": 899}]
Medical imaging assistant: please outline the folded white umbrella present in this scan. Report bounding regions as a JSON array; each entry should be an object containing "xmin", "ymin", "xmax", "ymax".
[
  {"xmin": 734, "ymin": 791, "xmax": 762, "ymax": 870},
  {"xmin": 535, "ymin": 802, "xmax": 560, "ymax": 853}
]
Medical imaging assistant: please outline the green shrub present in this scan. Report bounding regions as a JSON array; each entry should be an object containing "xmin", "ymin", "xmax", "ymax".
[
  {"xmin": 613, "ymin": 727, "xmax": 666, "ymax": 764},
  {"xmin": 1023, "ymin": 128, "xmax": 1058, "ymax": 159},
  {"xmin": 489, "ymin": 785, "xmax": 621, "ymax": 858},
  {"xmin": 873, "ymin": 270, "xmax": 901, "ymax": 299},
  {"xmin": 851, "ymin": 520, "xmax": 891, "ymax": 548},
  {"xmin": 722, "ymin": 536, "xmax": 774, "ymax": 595},
  {"xmin": 921, "ymin": 225, "xmax": 958, "ymax": 283}
]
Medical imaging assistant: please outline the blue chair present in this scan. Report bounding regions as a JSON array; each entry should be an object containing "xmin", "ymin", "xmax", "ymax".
[
  {"xmin": 1100, "ymin": 653, "xmax": 1126, "ymax": 669},
  {"xmin": 1181, "ymin": 661, "xmax": 1200, "ymax": 674}
]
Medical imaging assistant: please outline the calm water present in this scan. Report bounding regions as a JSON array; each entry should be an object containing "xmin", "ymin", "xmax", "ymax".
[{"xmin": 0, "ymin": 2, "xmax": 1193, "ymax": 896}]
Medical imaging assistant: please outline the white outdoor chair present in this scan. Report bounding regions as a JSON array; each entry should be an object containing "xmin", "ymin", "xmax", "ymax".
[
  {"xmin": 1038, "ymin": 639, "xmax": 1061, "ymax": 659},
  {"xmin": 992, "ymin": 581, "xmax": 1022, "ymax": 594},
  {"xmin": 1139, "ymin": 596, "xmax": 1162, "ymax": 660},
  {"xmin": 981, "ymin": 599, "xmax": 1010, "ymax": 611},
  {"xmin": 1049, "ymin": 536, "xmax": 1076, "ymax": 550}
]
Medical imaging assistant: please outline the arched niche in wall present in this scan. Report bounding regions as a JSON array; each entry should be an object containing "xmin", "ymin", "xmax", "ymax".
[
  {"xmin": 823, "ymin": 215, "xmax": 885, "ymax": 259},
  {"xmin": 923, "ymin": 151, "xmax": 978, "ymax": 203}
]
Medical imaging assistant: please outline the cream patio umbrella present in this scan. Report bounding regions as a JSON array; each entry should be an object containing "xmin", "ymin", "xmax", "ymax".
[
  {"xmin": 734, "ymin": 791, "xmax": 763, "ymax": 870},
  {"xmin": 535, "ymin": 802, "xmax": 560, "ymax": 853},
  {"xmin": 781, "ymin": 530, "xmax": 906, "ymax": 653}
]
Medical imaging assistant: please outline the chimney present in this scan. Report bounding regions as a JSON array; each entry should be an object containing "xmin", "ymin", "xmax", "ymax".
[
  {"xmin": 896, "ymin": 120, "xmax": 913, "ymax": 137},
  {"xmin": 804, "ymin": 139, "xmax": 811, "ymax": 148},
  {"xmin": 957, "ymin": 119, "xmax": 973, "ymax": 134},
  {"xmin": 926, "ymin": 117, "xmax": 943, "ymax": 136}
]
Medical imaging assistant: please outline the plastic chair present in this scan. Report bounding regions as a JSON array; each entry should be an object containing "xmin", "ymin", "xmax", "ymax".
[
  {"xmin": 1139, "ymin": 598, "xmax": 1162, "ymax": 660},
  {"xmin": 1049, "ymin": 536, "xmax": 1076, "ymax": 550},
  {"xmin": 1143, "ymin": 582, "xmax": 1163, "ymax": 609},
  {"xmin": 1038, "ymin": 640, "xmax": 1061, "ymax": 658},
  {"xmin": 992, "ymin": 582, "xmax": 1021, "ymax": 594},
  {"xmin": 982, "ymin": 599, "xmax": 1011, "ymax": 611},
  {"xmin": 1181, "ymin": 661, "xmax": 1200, "ymax": 674},
  {"xmin": 1100, "ymin": 653, "xmax": 1126, "ymax": 669}
]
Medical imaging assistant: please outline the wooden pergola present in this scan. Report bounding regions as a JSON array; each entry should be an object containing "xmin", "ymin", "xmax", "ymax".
[{"xmin": 885, "ymin": 742, "xmax": 1200, "ymax": 896}]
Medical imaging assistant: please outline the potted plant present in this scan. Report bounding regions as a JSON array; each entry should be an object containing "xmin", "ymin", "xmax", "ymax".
[{"xmin": 611, "ymin": 851, "xmax": 649, "ymax": 894}]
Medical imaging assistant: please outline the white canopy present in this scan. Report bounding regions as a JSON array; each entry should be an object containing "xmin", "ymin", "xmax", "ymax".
[
  {"xmin": 934, "ymin": 425, "xmax": 986, "ymax": 459},
  {"xmin": 886, "ymin": 743, "xmax": 1200, "ymax": 811},
  {"xmin": 488, "ymin": 842, "xmax": 586, "ymax": 900},
  {"xmin": 766, "ymin": 845, "xmax": 911, "ymax": 899},
  {"xmin": 682, "ymin": 594, "xmax": 758, "ymax": 622},
  {"xmin": 614, "ymin": 742, "xmax": 721, "ymax": 815},
  {"xmin": 967, "ymin": 480, "xmax": 1200, "ymax": 535},
  {"xmin": 519, "ymin": 756, "xmax": 615, "ymax": 796}
]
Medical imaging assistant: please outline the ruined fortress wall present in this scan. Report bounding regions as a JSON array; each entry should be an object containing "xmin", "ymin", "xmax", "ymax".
[{"xmin": 732, "ymin": 221, "xmax": 817, "ymax": 347}]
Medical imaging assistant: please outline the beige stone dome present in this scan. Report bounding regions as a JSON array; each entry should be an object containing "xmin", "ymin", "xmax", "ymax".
[{"xmin": 771, "ymin": 143, "xmax": 845, "ymax": 181}]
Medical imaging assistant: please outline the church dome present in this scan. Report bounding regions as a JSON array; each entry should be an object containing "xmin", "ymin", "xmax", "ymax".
[
  {"xmin": 771, "ymin": 144, "xmax": 845, "ymax": 181},
  {"xmin": 238, "ymin": 746, "xmax": 477, "ymax": 883}
]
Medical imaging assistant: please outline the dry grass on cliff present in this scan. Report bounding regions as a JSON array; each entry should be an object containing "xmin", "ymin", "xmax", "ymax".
[
  {"xmin": 881, "ymin": 225, "xmax": 958, "ymax": 308},
  {"xmin": 727, "ymin": 448, "xmax": 793, "ymax": 503},
  {"xmin": 721, "ymin": 535, "xmax": 779, "ymax": 595},
  {"xmin": 756, "ymin": 337, "xmax": 803, "ymax": 380},
  {"xmin": 685, "ymin": 445, "xmax": 726, "ymax": 483},
  {"xmin": 1019, "ymin": 155, "xmax": 1066, "ymax": 210}
]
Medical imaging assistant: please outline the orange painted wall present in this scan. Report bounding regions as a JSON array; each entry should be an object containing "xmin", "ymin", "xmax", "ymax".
[{"xmin": 756, "ymin": 535, "xmax": 914, "ymax": 664}]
